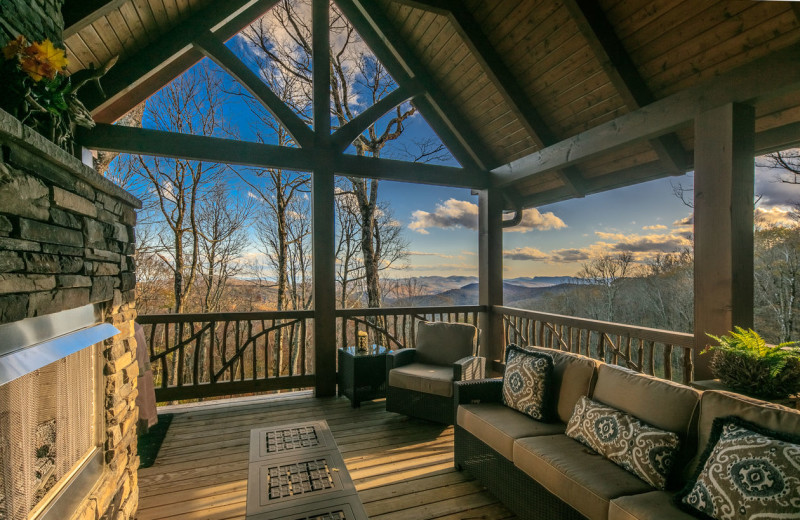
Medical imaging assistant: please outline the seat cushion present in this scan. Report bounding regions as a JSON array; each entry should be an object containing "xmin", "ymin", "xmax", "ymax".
[
  {"xmin": 533, "ymin": 347, "xmax": 599, "ymax": 423},
  {"xmin": 609, "ymin": 491, "xmax": 695, "ymax": 520},
  {"xmin": 388, "ymin": 363, "xmax": 454, "ymax": 397},
  {"xmin": 457, "ymin": 403, "xmax": 565, "ymax": 460},
  {"xmin": 514, "ymin": 435, "xmax": 654, "ymax": 520},
  {"xmin": 415, "ymin": 321, "xmax": 477, "ymax": 365},
  {"xmin": 502, "ymin": 345, "xmax": 554, "ymax": 421}
]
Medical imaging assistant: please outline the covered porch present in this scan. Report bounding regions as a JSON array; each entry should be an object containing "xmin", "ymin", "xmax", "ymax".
[{"xmin": 2, "ymin": 1, "xmax": 800, "ymax": 520}]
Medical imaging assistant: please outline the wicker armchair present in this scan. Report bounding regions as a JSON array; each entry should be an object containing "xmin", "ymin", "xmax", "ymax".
[{"xmin": 385, "ymin": 321, "xmax": 485, "ymax": 424}]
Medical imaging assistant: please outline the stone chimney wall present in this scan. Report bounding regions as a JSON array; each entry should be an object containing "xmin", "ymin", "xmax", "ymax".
[{"xmin": 0, "ymin": 108, "xmax": 142, "ymax": 520}]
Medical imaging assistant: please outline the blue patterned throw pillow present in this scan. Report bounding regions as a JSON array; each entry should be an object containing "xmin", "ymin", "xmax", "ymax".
[
  {"xmin": 566, "ymin": 396, "xmax": 681, "ymax": 490},
  {"xmin": 675, "ymin": 416, "xmax": 800, "ymax": 520},
  {"xmin": 501, "ymin": 345, "xmax": 554, "ymax": 422}
]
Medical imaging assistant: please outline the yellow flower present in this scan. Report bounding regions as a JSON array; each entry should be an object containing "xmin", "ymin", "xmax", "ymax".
[
  {"xmin": 2, "ymin": 35, "xmax": 26, "ymax": 60},
  {"xmin": 21, "ymin": 39, "xmax": 68, "ymax": 81}
]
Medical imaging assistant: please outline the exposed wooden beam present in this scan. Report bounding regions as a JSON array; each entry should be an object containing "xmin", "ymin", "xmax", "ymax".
[
  {"xmin": 193, "ymin": 31, "xmax": 315, "ymax": 148},
  {"xmin": 333, "ymin": 154, "xmax": 488, "ymax": 189},
  {"xmin": 312, "ymin": 162, "xmax": 337, "ymax": 397},
  {"xmin": 79, "ymin": 123, "xmax": 312, "ymax": 170},
  {"xmin": 330, "ymin": 86, "xmax": 422, "ymax": 152},
  {"xmin": 338, "ymin": 0, "xmax": 494, "ymax": 171},
  {"xmin": 491, "ymin": 42, "xmax": 800, "ymax": 188},
  {"xmin": 562, "ymin": 0, "xmax": 687, "ymax": 176},
  {"xmin": 82, "ymin": 0, "xmax": 279, "ymax": 123},
  {"xmin": 446, "ymin": 3, "xmax": 585, "ymax": 196},
  {"xmin": 62, "ymin": 0, "xmax": 128, "ymax": 38},
  {"xmin": 755, "ymin": 121, "xmax": 800, "ymax": 155},
  {"xmin": 313, "ymin": 0, "xmax": 331, "ymax": 142},
  {"xmin": 78, "ymin": 123, "xmax": 487, "ymax": 188}
]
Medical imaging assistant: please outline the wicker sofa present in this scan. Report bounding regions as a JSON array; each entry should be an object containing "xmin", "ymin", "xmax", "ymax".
[{"xmin": 454, "ymin": 346, "xmax": 800, "ymax": 520}]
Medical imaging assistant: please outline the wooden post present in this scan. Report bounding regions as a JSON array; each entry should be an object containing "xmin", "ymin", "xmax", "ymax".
[
  {"xmin": 693, "ymin": 102, "xmax": 755, "ymax": 381},
  {"xmin": 479, "ymin": 189, "xmax": 504, "ymax": 372},
  {"xmin": 311, "ymin": 0, "xmax": 336, "ymax": 397}
]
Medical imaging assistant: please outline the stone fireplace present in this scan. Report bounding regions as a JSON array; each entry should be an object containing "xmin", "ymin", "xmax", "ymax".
[{"xmin": 0, "ymin": 109, "xmax": 141, "ymax": 520}]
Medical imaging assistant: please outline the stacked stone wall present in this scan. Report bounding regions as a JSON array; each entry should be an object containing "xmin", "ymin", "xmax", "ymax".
[
  {"xmin": 0, "ymin": 108, "xmax": 142, "ymax": 520},
  {"xmin": 0, "ymin": 0, "xmax": 64, "ymax": 45}
]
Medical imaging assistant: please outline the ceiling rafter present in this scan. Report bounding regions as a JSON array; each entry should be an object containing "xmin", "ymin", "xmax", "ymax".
[
  {"xmin": 561, "ymin": 0, "xmax": 687, "ymax": 176},
  {"xmin": 193, "ymin": 31, "xmax": 315, "ymax": 149},
  {"xmin": 62, "ymin": 0, "xmax": 128, "ymax": 38},
  {"xmin": 443, "ymin": 3, "xmax": 586, "ymax": 197},
  {"xmin": 81, "ymin": 0, "xmax": 279, "ymax": 123},
  {"xmin": 330, "ymin": 85, "xmax": 424, "ymax": 153},
  {"xmin": 492, "ymin": 42, "xmax": 800, "ymax": 188},
  {"xmin": 336, "ymin": 0, "xmax": 494, "ymax": 171},
  {"xmin": 77, "ymin": 123, "xmax": 488, "ymax": 188}
]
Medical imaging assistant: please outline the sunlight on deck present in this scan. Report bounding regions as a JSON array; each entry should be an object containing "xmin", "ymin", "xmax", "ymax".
[{"xmin": 137, "ymin": 392, "xmax": 516, "ymax": 520}]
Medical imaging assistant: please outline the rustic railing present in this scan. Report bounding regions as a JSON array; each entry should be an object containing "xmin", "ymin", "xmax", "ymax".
[
  {"xmin": 496, "ymin": 306, "xmax": 696, "ymax": 384},
  {"xmin": 138, "ymin": 311, "xmax": 314, "ymax": 402},
  {"xmin": 335, "ymin": 305, "xmax": 485, "ymax": 350},
  {"xmin": 138, "ymin": 305, "xmax": 486, "ymax": 402}
]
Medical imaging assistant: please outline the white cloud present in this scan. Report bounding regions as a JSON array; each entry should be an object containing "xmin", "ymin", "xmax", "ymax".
[
  {"xmin": 409, "ymin": 199, "xmax": 565, "ymax": 234},
  {"xmin": 505, "ymin": 208, "xmax": 567, "ymax": 233},
  {"xmin": 643, "ymin": 224, "xmax": 667, "ymax": 230},
  {"xmin": 755, "ymin": 206, "xmax": 798, "ymax": 228}
]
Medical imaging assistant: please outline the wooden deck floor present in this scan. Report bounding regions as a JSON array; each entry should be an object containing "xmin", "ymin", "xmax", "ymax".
[{"xmin": 138, "ymin": 392, "xmax": 517, "ymax": 520}]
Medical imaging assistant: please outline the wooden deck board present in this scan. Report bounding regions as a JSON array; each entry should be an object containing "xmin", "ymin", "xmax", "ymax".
[{"xmin": 138, "ymin": 393, "xmax": 517, "ymax": 520}]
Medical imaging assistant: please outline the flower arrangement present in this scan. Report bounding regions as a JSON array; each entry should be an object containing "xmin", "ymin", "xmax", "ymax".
[
  {"xmin": 0, "ymin": 35, "xmax": 108, "ymax": 152},
  {"xmin": 703, "ymin": 327, "xmax": 800, "ymax": 399}
]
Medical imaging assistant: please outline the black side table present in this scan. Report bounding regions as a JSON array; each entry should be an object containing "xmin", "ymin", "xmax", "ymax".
[{"xmin": 338, "ymin": 346, "xmax": 388, "ymax": 408}]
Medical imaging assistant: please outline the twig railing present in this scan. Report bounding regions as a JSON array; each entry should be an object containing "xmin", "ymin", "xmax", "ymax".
[
  {"xmin": 138, "ymin": 311, "xmax": 314, "ymax": 402},
  {"xmin": 336, "ymin": 305, "xmax": 485, "ymax": 351},
  {"xmin": 496, "ymin": 306, "xmax": 696, "ymax": 384}
]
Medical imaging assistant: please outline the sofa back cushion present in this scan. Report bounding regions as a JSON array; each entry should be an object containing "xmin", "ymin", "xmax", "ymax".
[
  {"xmin": 689, "ymin": 389, "xmax": 800, "ymax": 474},
  {"xmin": 415, "ymin": 321, "xmax": 477, "ymax": 365},
  {"xmin": 592, "ymin": 364, "xmax": 700, "ymax": 435},
  {"xmin": 529, "ymin": 347, "xmax": 599, "ymax": 423}
]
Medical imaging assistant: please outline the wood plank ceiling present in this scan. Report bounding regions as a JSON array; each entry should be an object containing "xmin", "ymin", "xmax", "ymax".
[{"xmin": 66, "ymin": 0, "xmax": 800, "ymax": 207}]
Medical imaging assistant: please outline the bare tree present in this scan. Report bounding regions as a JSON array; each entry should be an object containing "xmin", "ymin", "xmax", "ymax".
[
  {"xmin": 754, "ymin": 223, "xmax": 800, "ymax": 343},
  {"xmin": 196, "ymin": 181, "xmax": 252, "ymax": 312},
  {"xmin": 576, "ymin": 252, "xmax": 634, "ymax": 322},
  {"xmin": 241, "ymin": 0, "xmax": 416, "ymax": 310}
]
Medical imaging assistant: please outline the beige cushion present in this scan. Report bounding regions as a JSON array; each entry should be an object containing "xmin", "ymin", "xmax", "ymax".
[
  {"xmin": 688, "ymin": 389, "xmax": 800, "ymax": 475},
  {"xmin": 592, "ymin": 365, "xmax": 700, "ymax": 435},
  {"xmin": 532, "ymin": 347, "xmax": 599, "ymax": 423},
  {"xmin": 457, "ymin": 403, "xmax": 565, "ymax": 460},
  {"xmin": 513, "ymin": 435, "xmax": 653, "ymax": 520},
  {"xmin": 415, "ymin": 321, "xmax": 476, "ymax": 365},
  {"xmin": 609, "ymin": 491, "xmax": 695, "ymax": 520},
  {"xmin": 388, "ymin": 363, "xmax": 454, "ymax": 397}
]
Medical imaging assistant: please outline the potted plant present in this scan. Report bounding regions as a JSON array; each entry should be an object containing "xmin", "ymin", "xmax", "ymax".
[{"xmin": 704, "ymin": 327, "xmax": 800, "ymax": 400}]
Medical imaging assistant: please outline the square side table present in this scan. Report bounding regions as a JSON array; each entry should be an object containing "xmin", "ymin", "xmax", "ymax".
[{"xmin": 338, "ymin": 346, "xmax": 388, "ymax": 408}]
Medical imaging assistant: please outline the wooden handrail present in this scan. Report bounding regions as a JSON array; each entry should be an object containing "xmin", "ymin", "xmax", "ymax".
[
  {"xmin": 494, "ymin": 305, "xmax": 695, "ymax": 384},
  {"xmin": 494, "ymin": 306, "xmax": 693, "ymax": 347}
]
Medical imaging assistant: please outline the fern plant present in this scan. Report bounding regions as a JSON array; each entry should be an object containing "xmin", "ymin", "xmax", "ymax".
[{"xmin": 704, "ymin": 327, "xmax": 800, "ymax": 399}]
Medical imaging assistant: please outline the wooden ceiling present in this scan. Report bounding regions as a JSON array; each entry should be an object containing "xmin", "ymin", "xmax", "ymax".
[{"xmin": 66, "ymin": 0, "xmax": 800, "ymax": 207}]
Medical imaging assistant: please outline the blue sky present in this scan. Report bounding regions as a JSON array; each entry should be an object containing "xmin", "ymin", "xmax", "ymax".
[{"xmin": 121, "ymin": 11, "xmax": 800, "ymax": 281}]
